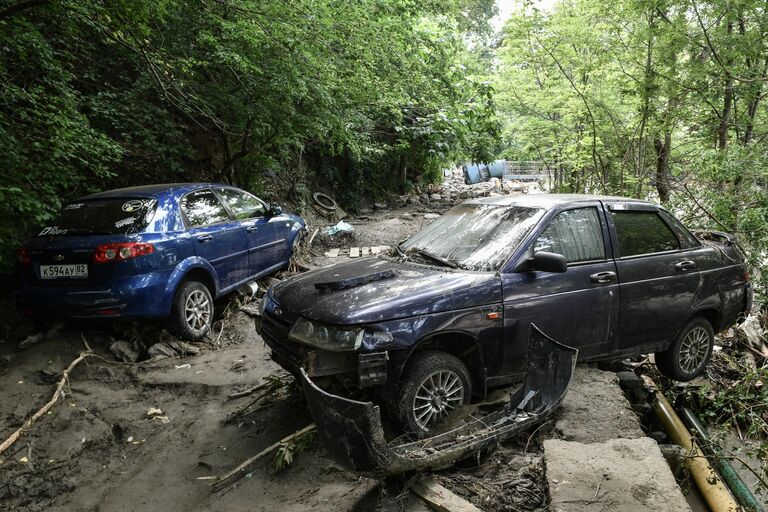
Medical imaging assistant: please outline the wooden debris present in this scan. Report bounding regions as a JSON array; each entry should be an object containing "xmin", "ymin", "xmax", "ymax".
[
  {"xmin": 0, "ymin": 340, "xmax": 93, "ymax": 456},
  {"xmin": 350, "ymin": 247, "xmax": 360, "ymax": 258},
  {"xmin": 410, "ymin": 475, "xmax": 482, "ymax": 512},
  {"xmin": 210, "ymin": 424, "xmax": 316, "ymax": 492}
]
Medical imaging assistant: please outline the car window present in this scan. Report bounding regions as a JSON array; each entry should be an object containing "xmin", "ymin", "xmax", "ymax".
[
  {"xmin": 181, "ymin": 189, "xmax": 230, "ymax": 227},
  {"xmin": 39, "ymin": 198, "xmax": 157, "ymax": 236},
  {"xmin": 611, "ymin": 211, "xmax": 679, "ymax": 257},
  {"xmin": 534, "ymin": 207, "xmax": 605, "ymax": 263},
  {"xmin": 216, "ymin": 188, "xmax": 266, "ymax": 220},
  {"xmin": 659, "ymin": 210, "xmax": 700, "ymax": 249}
]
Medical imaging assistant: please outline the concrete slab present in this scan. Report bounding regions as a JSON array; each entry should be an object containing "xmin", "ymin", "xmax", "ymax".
[
  {"xmin": 555, "ymin": 366, "xmax": 645, "ymax": 443},
  {"xmin": 544, "ymin": 438, "xmax": 691, "ymax": 512}
]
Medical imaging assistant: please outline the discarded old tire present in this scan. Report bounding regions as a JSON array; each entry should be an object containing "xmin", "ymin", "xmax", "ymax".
[
  {"xmin": 171, "ymin": 280, "xmax": 213, "ymax": 341},
  {"xmin": 398, "ymin": 350, "xmax": 471, "ymax": 435},
  {"xmin": 312, "ymin": 192, "xmax": 337, "ymax": 212},
  {"xmin": 655, "ymin": 316, "xmax": 714, "ymax": 381}
]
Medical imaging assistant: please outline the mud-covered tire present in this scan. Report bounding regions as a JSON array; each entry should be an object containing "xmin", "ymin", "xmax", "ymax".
[
  {"xmin": 171, "ymin": 280, "xmax": 213, "ymax": 341},
  {"xmin": 398, "ymin": 350, "xmax": 471, "ymax": 435},
  {"xmin": 655, "ymin": 317, "xmax": 714, "ymax": 381}
]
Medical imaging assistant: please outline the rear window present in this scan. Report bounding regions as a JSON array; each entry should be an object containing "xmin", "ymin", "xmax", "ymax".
[{"xmin": 39, "ymin": 198, "xmax": 157, "ymax": 236}]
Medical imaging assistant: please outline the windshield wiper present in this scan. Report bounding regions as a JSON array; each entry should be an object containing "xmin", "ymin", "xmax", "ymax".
[{"xmin": 409, "ymin": 248, "xmax": 458, "ymax": 269}]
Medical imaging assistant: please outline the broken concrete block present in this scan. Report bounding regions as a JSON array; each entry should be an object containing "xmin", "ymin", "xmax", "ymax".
[
  {"xmin": 350, "ymin": 247, "xmax": 360, "ymax": 258},
  {"xmin": 361, "ymin": 247, "xmax": 370, "ymax": 256},
  {"xmin": 544, "ymin": 438, "xmax": 691, "ymax": 512},
  {"xmin": 148, "ymin": 343, "xmax": 177, "ymax": 359},
  {"xmin": 167, "ymin": 340, "xmax": 200, "ymax": 356},
  {"xmin": 326, "ymin": 248, "xmax": 340, "ymax": 258},
  {"xmin": 423, "ymin": 213, "xmax": 440, "ymax": 220},
  {"xmin": 110, "ymin": 340, "xmax": 140, "ymax": 363}
]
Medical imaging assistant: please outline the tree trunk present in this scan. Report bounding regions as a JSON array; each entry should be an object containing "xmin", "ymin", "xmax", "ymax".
[{"xmin": 654, "ymin": 132, "xmax": 671, "ymax": 203}]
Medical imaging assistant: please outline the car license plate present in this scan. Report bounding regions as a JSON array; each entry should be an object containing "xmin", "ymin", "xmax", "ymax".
[{"xmin": 40, "ymin": 264, "xmax": 88, "ymax": 279}]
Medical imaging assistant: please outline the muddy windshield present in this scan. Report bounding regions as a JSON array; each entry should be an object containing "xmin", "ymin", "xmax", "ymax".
[{"xmin": 401, "ymin": 204, "xmax": 544, "ymax": 271}]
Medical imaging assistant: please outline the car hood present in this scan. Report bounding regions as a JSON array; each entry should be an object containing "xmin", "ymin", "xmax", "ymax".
[{"xmin": 271, "ymin": 257, "xmax": 501, "ymax": 324}]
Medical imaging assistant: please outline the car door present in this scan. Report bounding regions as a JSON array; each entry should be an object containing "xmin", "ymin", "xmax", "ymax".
[
  {"xmin": 499, "ymin": 204, "xmax": 618, "ymax": 375},
  {"xmin": 180, "ymin": 189, "xmax": 249, "ymax": 290},
  {"xmin": 214, "ymin": 187, "xmax": 280, "ymax": 273},
  {"xmin": 605, "ymin": 202, "xmax": 701, "ymax": 353}
]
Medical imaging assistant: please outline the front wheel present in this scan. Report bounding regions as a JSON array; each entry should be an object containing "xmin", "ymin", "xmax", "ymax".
[
  {"xmin": 655, "ymin": 317, "xmax": 714, "ymax": 381},
  {"xmin": 171, "ymin": 281, "xmax": 213, "ymax": 341},
  {"xmin": 398, "ymin": 350, "xmax": 471, "ymax": 435}
]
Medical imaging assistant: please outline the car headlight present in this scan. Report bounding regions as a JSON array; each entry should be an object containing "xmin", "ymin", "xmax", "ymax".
[{"xmin": 289, "ymin": 318, "xmax": 363, "ymax": 351}]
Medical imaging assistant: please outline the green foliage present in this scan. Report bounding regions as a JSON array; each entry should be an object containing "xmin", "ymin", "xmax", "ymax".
[{"xmin": 272, "ymin": 429, "xmax": 315, "ymax": 471}]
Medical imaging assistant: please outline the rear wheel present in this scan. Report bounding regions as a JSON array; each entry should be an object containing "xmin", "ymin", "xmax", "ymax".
[
  {"xmin": 171, "ymin": 281, "xmax": 213, "ymax": 341},
  {"xmin": 655, "ymin": 317, "xmax": 714, "ymax": 381},
  {"xmin": 398, "ymin": 350, "xmax": 471, "ymax": 435}
]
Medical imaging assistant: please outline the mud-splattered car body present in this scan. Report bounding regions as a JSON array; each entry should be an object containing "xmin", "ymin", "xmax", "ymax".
[{"xmin": 260, "ymin": 194, "xmax": 752, "ymax": 402}]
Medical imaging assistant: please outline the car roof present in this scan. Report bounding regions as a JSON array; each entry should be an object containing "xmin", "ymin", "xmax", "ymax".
[
  {"xmin": 77, "ymin": 183, "xmax": 234, "ymax": 200},
  {"xmin": 466, "ymin": 193, "xmax": 657, "ymax": 210}
]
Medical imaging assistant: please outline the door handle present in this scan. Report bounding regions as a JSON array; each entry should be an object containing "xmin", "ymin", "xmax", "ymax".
[
  {"xmin": 675, "ymin": 260, "xmax": 697, "ymax": 271},
  {"xmin": 245, "ymin": 226, "xmax": 258, "ymax": 233},
  {"xmin": 590, "ymin": 271, "xmax": 616, "ymax": 284},
  {"xmin": 197, "ymin": 235, "xmax": 213, "ymax": 243}
]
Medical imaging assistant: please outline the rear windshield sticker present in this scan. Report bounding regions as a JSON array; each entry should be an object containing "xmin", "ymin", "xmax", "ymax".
[
  {"xmin": 122, "ymin": 200, "xmax": 146, "ymax": 212},
  {"xmin": 39, "ymin": 226, "xmax": 67, "ymax": 236},
  {"xmin": 115, "ymin": 217, "xmax": 136, "ymax": 229},
  {"xmin": 64, "ymin": 203, "xmax": 84, "ymax": 210}
]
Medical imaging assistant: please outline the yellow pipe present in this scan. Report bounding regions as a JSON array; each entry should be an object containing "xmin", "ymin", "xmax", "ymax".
[{"xmin": 645, "ymin": 376, "xmax": 740, "ymax": 512}]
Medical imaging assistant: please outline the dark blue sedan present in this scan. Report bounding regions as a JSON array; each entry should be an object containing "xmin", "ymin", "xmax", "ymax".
[
  {"xmin": 261, "ymin": 194, "xmax": 751, "ymax": 434},
  {"xmin": 17, "ymin": 183, "xmax": 305, "ymax": 340}
]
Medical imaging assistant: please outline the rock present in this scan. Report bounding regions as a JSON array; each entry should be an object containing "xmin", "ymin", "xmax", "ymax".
[
  {"xmin": 19, "ymin": 332, "xmax": 45, "ymax": 349},
  {"xmin": 458, "ymin": 191, "xmax": 471, "ymax": 199},
  {"xmin": 358, "ymin": 207, "xmax": 372, "ymax": 215},
  {"xmin": 544, "ymin": 438, "xmax": 691, "ymax": 512},
  {"xmin": 420, "ymin": 193, "xmax": 430, "ymax": 203},
  {"xmin": 423, "ymin": 213, "xmax": 440, "ymax": 220},
  {"xmin": 110, "ymin": 340, "xmax": 140, "ymax": 363},
  {"xmin": 401, "ymin": 212, "xmax": 413, "ymax": 219},
  {"xmin": 429, "ymin": 193, "xmax": 442, "ymax": 201},
  {"xmin": 406, "ymin": 195, "xmax": 420, "ymax": 205},
  {"xmin": 374, "ymin": 201, "xmax": 388, "ymax": 210},
  {"xmin": 167, "ymin": 340, "xmax": 200, "ymax": 356},
  {"xmin": 147, "ymin": 343, "xmax": 177, "ymax": 359}
]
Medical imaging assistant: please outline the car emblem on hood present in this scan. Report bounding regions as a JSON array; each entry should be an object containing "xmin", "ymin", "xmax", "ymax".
[{"xmin": 53, "ymin": 254, "xmax": 65, "ymax": 262}]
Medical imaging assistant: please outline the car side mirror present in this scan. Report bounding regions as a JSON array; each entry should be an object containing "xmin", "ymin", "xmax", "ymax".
[
  {"xmin": 268, "ymin": 203, "xmax": 282, "ymax": 216},
  {"xmin": 527, "ymin": 251, "xmax": 567, "ymax": 273}
]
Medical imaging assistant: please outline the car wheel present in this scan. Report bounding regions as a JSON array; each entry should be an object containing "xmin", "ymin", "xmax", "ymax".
[
  {"xmin": 655, "ymin": 317, "xmax": 714, "ymax": 381},
  {"xmin": 398, "ymin": 350, "xmax": 471, "ymax": 435},
  {"xmin": 171, "ymin": 280, "xmax": 213, "ymax": 341}
]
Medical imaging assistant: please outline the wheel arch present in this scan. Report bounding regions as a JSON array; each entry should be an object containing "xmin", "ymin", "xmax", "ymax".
[
  {"xmin": 403, "ymin": 330, "xmax": 485, "ymax": 395},
  {"xmin": 690, "ymin": 307, "xmax": 721, "ymax": 333}
]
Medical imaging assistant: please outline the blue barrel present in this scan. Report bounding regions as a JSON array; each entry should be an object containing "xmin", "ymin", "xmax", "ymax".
[
  {"xmin": 462, "ymin": 164, "xmax": 484, "ymax": 184},
  {"xmin": 486, "ymin": 160, "xmax": 506, "ymax": 178}
]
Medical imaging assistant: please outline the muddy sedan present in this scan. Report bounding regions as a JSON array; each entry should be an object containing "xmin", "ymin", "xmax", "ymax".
[{"xmin": 260, "ymin": 194, "xmax": 752, "ymax": 433}]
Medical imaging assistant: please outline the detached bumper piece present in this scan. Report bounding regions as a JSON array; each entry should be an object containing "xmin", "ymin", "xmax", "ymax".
[{"xmin": 300, "ymin": 324, "xmax": 577, "ymax": 475}]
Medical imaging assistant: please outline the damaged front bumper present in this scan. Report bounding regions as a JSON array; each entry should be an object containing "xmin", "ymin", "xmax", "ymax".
[{"xmin": 300, "ymin": 324, "xmax": 577, "ymax": 475}]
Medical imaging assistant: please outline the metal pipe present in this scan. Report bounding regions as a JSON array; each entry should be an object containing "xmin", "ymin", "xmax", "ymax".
[
  {"xmin": 681, "ymin": 407, "xmax": 766, "ymax": 512},
  {"xmin": 644, "ymin": 376, "xmax": 740, "ymax": 512}
]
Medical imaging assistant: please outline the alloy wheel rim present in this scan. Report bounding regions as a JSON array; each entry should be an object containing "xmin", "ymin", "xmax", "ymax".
[
  {"xmin": 412, "ymin": 370, "xmax": 464, "ymax": 430},
  {"xmin": 184, "ymin": 290, "xmax": 211, "ymax": 332},
  {"xmin": 679, "ymin": 326, "xmax": 710, "ymax": 373}
]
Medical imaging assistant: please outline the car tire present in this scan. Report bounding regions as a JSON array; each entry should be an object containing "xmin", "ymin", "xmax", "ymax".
[
  {"xmin": 398, "ymin": 350, "xmax": 471, "ymax": 435},
  {"xmin": 655, "ymin": 317, "xmax": 714, "ymax": 381},
  {"xmin": 171, "ymin": 280, "xmax": 213, "ymax": 341}
]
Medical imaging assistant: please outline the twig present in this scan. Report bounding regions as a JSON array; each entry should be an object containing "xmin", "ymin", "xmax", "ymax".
[
  {"xmin": 524, "ymin": 420, "xmax": 552, "ymax": 453},
  {"xmin": 228, "ymin": 381, "xmax": 269, "ymax": 400},
  {"xmin": 210, "ymin": 424, "xmax": 316, "ymax": 492},
  {"xmin": 0, "ymin": 340, "xmax": 93, "ymax": 456},
  {"xmin": 586, "ymin": 479, "xmax": 602, "ymax": 505}
]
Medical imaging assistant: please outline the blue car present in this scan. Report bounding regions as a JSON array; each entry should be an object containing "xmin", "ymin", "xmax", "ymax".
[{"xmin": 16, "ymin": 183, "xmax": 306, "ymax": 340}]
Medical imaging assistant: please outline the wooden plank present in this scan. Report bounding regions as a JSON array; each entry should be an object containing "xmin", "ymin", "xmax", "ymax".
[
  {"xmin": 328, "ymin": 248, "xmax": 340, "ymax": 258},
  {"xmin": 410, "ymin": 475, "xmax": 481, "ymax": 512},
  {"xmin": 361, "ymin": 246, "xmax": 370, "ymax": 256},
  {"xmin": 371, "ymin": 246, "xmax": 381, "ymax": 255},
  {"xmin": 349, "ymin": 247, "xmax": 360, "ymax": 258}
]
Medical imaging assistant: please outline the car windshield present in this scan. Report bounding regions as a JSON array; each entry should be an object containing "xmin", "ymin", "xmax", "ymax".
[
  {"xmin": 38, "ymin": 198, "xmax": 158, "ymax": 236},
  {"xmin": 400, "ymin": 204, "xmax": 544, "ymax": 271}
]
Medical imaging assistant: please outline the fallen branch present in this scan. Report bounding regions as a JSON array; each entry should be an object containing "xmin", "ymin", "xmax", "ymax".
[
  {"xmin": 210, "ymin": 424, "xmax": 316, "ymax": 492},
  {"xmin": 0, "ymin": 339, "xmax": 93, "ymax": 456}
]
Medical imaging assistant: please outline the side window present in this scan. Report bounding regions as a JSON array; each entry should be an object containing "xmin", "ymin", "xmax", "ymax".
[
  {"xmin": 534, "ymin": 207, "xmax": 606, "ymax": 263},
  {"xmin": 181, "ymin": 190, "xmax": 230, "ymax": 227},
  {"xmin": 659, "ymin": 210, "xmax": 700, "ymax": 249},
  {"xmin": 216, "ymin": 188, "xmax": 266, "ymax": 220},
  {"xmin": 611, "ymin": 211, "xmax": 679, "ymax": 257}
]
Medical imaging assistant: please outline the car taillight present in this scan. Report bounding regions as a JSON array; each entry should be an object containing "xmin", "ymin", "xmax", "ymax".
[
  {"xmin": 94, "ymin": 243, "xmax": 154, "ymax": 264},
  {"xmin": 17, "ymin": 248, "xmax": 30, "ymax": 266}
]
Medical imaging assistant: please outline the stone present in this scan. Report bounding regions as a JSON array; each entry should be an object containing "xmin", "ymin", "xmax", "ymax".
[
  {"xmin": 374, "ymin": 201, "xmax": 388, "ymax": 210},
  {"xmin": 147, "ymin": 342, "xmax": 177, "ymax": 359},
  {"xmin": 429, "ymin": 193, "xmax": 442, "ymax": 201},
  {"xmin": 110, "ymin": 340, "xmax": 139, "ymax": 363},
  {"xmin": 406, "ymin": 195, "xmax": 420, "ymax": 205},
  {"xmin": 420, "ymin": 193, "xmax": 430, "ymax": 203},
  {"xmin": 167, "ymin": 340, "xmax": 201, "ymax": 356},
  {"xmin": 401, "ymin": 212, "xmax": 413, "ymax": 219},
  {"xmin": 544, "ymin": 438, "xmax": 691, "ymax": 512},
  {"xmin": 423, "ymin": 213, "xmax": 440, "ymax": 220}
]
